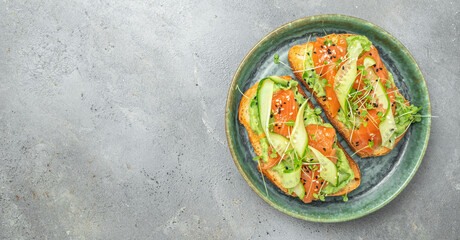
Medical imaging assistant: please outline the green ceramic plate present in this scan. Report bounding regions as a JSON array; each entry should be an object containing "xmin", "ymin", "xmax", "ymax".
[{"xmin": 225, "ymin": 15, "xmax": 431, "ymax": 222}]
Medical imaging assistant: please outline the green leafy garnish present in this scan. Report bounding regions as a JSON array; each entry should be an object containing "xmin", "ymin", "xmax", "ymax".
[
  {"xmin": 314, "ymin": 108, "xmax": 322, "ymax": 115},
  {"xmin": 363, "ymin": 121, "xmax": 368, "ymax": 127},
  {"xmin": 385, "ymin": 81, "xmax": 392, "ymax": 89},
  {"xmin": 285, "ymin": 149, "xmax": 295, "ymax": 154},
  {"xmin": 377, "ymin": 111, "xmax": 383, "ymax": 117},
  {"xmin": 253, "ymin": 156, "xmax": 261, "ymax": 161},
  {"xmin": 270, "ymin": 153, "xmax": 278, "ymax": 158},
  {"xmin": 322, "ymin": 78, "xmax": 328, "ymax": 85},
  {"xmin": 342, "ymin": 194, "xmax": 348, "ymax": 202},
  {"xmin": 274, "ymin": 54, "xmax": 280, "ymax": 64},
  {"xmin": 285, "ymin": 120, "xmax": 295, "ymax": 126},
  {"xmin": 360, "ymin": 110, "xmax": 368, "ymax": 117},
  {"xmin": 362, "ymin": 70, "xmax": 368, "ymax": 76},
  {"xmin": 368, "ymin": 140, "xmax": 374, "ymax": 148},
  {"xmin": 323, "ymin": 40, "xmax": 333, "ymax": 46},
  {"xmin": 357, "ymin": 65, "xmax": 365, "ymax": 71}
]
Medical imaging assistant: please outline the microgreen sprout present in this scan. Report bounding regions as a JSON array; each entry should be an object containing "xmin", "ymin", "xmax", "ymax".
[
  {"xmin": 274, "ymin": 54, "xmax": 280, "ymax": 64},
  {"xmin": 285, "ymin": 120, "xmax": 295, "ymax": 126}
]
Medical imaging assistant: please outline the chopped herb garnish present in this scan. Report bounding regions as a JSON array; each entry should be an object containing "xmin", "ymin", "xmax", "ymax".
[
  {"xmin": 360, "ymin": 110, "xmax": 368, "ymax": 117},
  {"xmin": 270, "ymin": 153, "xmax": 278, "ymax": 158},
  {"xmin": 357, "ymin": 65, "xmax": 365, "ymax": 71},
  {"xmin": 252, "ymin": 156, "xmax": 261, "ymax": 161}
]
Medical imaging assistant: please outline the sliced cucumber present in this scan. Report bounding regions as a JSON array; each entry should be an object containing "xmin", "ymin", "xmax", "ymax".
[
  {"xmin": 334, "ymin": 42, "xmax": 363, "ymax": 116},
  {"xmin": 309, "ymin": 146, "xmax": 338, "ymax": 186},
  {"xmin": 372, "ymin": 78, "xmax": 391, "ymax": 119},
  {"xmin": 303, "ymin": 44, "xmax": 315, "ymax": 79},
  {"xmin": 267, "ymin": 132, "xmax": 292, "ymax": 156},
  {"xmin": 380, "ymin": 107, "xmax": 397, "ymax": 149},
  {"xmin": 281, "ymin": 167, "xmax": 301, "ymax": 188},
  {"xmin": 289, "ymin": 182, "xmax": 305, "ymax": 200},
  {"xmin": 290, "ymin": 101, "xmax": 309, "ymax": 158},
  {"xmin": 257, "ymin": 78, "xmax": 274, "ymax": 138},
  {"xmin": 363, "ymin": 56, "xmax": 376, "ymax": 68},
  {"xmin": 267, "ymin": 76, "xmax": 287, "ymax": 86}
]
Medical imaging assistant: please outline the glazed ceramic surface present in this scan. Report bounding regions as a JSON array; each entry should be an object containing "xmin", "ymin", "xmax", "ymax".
[{"xmin": 225, "ymin": 15, "xmax": 431, "ymax": 222}]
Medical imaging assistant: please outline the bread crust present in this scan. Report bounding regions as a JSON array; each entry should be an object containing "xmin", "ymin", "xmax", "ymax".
[
  {"xmin": 288, "ymin": 34, "xmax": 407, "ymax": 158},
  {"xmin": 238, "ymin": 75, "xmax": 361, "ymax": 201}
]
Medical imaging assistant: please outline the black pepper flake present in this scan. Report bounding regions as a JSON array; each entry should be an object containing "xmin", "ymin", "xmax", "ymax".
[
  {"xmin": 321, "ymin": 45, "xmax": 324, "ymax": 49},
  {"xmin": 270, "ymin": 114, "xmax": 273, "ymax": 118},
  {"xmin": 332, "ymin": 44, "xmax": 336, "ymax": 46},
  {"xmin": 296, "ymin": 91, "xmax": 298, "ymax": 94},
  {"xmin": 278, "ymin": 107, "xmax": 282, "ymax": 113},
  {"xmin": 278, "ymin": 127, "xmax": 281, "ymax": 129},
  {"xmin": 315, "ymin": 186, "xmax": 318, "ymax": 189},
  {"xmin": 342, "ymin": 66, "xmax": 345, "ymax": 70},
  {"xmin": 379, "ymin": 67, "xmax": 383, "ymax": 70},
  {"xmin": 330, "ymin": 56, "xmax": 333, "ymax": 60},
  {"xmin": 284, "ymin": 102, "xmax": 286, "ymax": 104},
  {"xmin": 356, "ymin": 141, "xmax": 360, "ymax": 146},
  {"xmin": 366, "ymin": 118, "xmax": 369, "ymax": 121},
  {"xmin": 373, "ymin": 64, "xmax": 377, "ymax": 67},
  {"xmin": 369, "ymin": 53, "xmax": 372, "ymax": 56},
  {"xmin": 313, "ymin": 51, "xmax": 316, "ymax": 54},
  {"xmin": 307, "ymin": 52, "xmax": 310, "ymax": 56},
  {"xmin": 322, "ymin": 148, "xmax": 326, "ymax": 151},
  {"xmin": 304, "ymin": 118, "xmax": 307, "ymax": 120},
  {"xmin": 315, "ymin": 176, "xmax": 318, "ymax": 179},
  {"xmin": 333, "ymin": 56, "xmax": 336, "ymax": 58},
  {"xmin": 376, "ymin": 68, "xmax": 379, "ymax": 72}
]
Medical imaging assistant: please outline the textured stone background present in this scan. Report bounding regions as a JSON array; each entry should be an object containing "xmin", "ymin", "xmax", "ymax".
[{"xmin": 0, "ymin": 0, "xmax": 458, "ymax": 239}]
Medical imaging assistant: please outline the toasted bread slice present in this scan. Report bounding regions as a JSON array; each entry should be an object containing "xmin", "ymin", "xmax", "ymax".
[
  {"xmin": 288, "ymin": 34, "xmax": 407, "ymax": 158},
  {"xmin": 238, "ymin": 75, "xmax": 361, "ymax": 201}
]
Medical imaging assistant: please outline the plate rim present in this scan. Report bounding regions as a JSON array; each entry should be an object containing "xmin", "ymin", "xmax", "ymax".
[{"xmin": 225, "ymin": 14, "xmax": 431, "ymax": 222}]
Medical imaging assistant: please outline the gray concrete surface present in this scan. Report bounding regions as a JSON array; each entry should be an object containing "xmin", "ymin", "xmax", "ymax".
[{"xmin": 0, "ymin": 0, "xmax": 458, "ymax": 239}]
